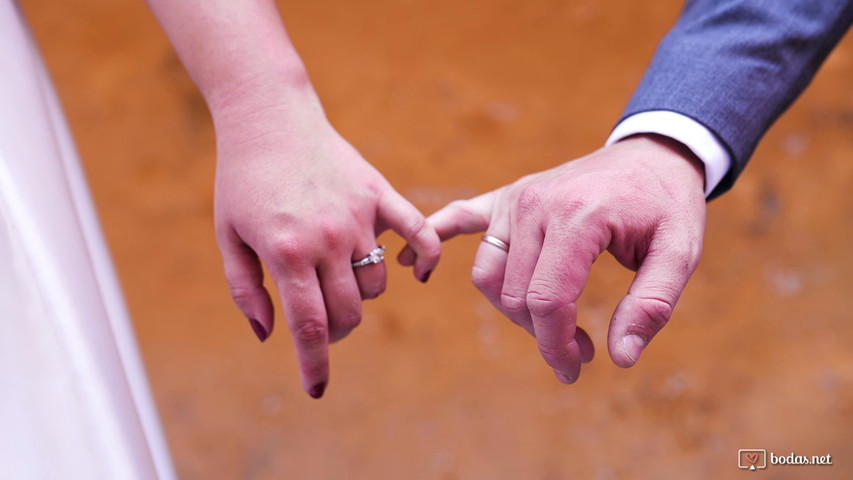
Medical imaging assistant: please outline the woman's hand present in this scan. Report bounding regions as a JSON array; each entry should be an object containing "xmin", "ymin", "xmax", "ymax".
[
  {"xmin": 145, "ymin": 0, "xmax": 439, "ymax": 398},
  {"xmin": 213, "ymin": 91, "xmax": 439, "ymax": 399}
]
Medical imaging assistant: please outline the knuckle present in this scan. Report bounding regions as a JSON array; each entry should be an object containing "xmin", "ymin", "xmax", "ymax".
[
  {"xmin": 636, "ymin": 296, "xmax": 674, "ymax": 332},
  {"xmin": 402, "ymin": 215, "xmax": 429, "ymax": 242},
  {"xmin": 500, "ymin": 291, "xmax": 528, "ymax": 315},
  {"xmin": 516, "ymin": 184, "xmax": 544, "ymax": 214},
  {"xmin": 318, "ymin": 223, "xmax": 346, "ymax": 250},
  {"xmin": 525, "ymin": 288, "xmax": 563, "ymax": 318},
  {"xmin": 269, "ymin": 236, "xmax": 304, "ymax": 264},
  {"xmin": 564, "ymin": 197, "xmax": 594, "ymax": 217},
  {"xmin": 557, "ymin": 196, "xmax": 605, "ymax": 226},
  {"xmin": 293, "ymin": 318, "xmax": 328, "ymax": 345}
]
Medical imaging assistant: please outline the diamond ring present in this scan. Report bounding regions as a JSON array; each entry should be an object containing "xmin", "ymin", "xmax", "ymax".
[{"xmin": 352, "ymin": 245, "xmax": 386, "ymax": 268}]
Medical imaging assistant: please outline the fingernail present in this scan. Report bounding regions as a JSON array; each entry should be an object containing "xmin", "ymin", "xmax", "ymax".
[
  {"xmin": 419, "ymin": 269, "xmax": 433, "ymax": 283},
  {"xmin": 309, "ymin": 382, "xmax": 327, "ymax": 399},
  {"xmin": 622, "ymin": 334, "xmax": 645, "ymax": 365},
  {"xmin": 248, "ymin": 318, "xmax": 268, "ymax": 343}
]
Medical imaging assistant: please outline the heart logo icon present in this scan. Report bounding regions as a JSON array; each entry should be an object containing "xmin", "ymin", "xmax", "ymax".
[{"xmin": 746, "ymin": 453, "xmax": 759, "ymax": 464}]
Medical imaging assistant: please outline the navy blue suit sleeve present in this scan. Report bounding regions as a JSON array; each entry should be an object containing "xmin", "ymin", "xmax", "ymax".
[{"xmin": 619, "ymin": 0, "xmax": 853, "ymax": 199}]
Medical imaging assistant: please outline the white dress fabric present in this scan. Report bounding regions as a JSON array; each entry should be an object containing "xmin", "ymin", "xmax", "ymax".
[{"xmin": 0, "ymin": 3, "xmax": 175, "ymax": 478}]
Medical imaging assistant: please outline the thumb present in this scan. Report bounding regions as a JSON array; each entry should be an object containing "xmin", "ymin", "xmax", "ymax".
[{"xmin": 608, "ymin": 240, "xmax": 700, "ymax": 368}]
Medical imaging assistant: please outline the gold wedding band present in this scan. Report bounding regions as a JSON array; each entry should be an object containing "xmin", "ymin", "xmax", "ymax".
[{"xmin": 481, "ymin": 234, "xmax": 510, "ymax": 252}]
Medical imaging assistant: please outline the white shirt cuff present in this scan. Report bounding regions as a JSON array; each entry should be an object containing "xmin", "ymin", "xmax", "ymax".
[{"xmin": 605, "ymin": 111, "xmax": 732, "ymax": 198}]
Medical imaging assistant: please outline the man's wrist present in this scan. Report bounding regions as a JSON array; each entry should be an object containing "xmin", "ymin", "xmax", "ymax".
[
  {"xmin": 606, "ymin": 111, "xmax": 731, "ymax": 198},
  {"xmin": 629, "ymin": 133, "xmax": 706, "ymax": 190}
]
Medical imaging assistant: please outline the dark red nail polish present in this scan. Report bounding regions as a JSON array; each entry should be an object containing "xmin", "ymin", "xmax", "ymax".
[
  {"xmin": 309, "ymin": 382, "xmax": 327, "ymax": 399},
  {"xmin": 420, "ymin": 269, "xmax": 433, "ymax": 283},
  {"xmin": 249, "ymin": 318, "xmax": 268, "ymax": 342}
]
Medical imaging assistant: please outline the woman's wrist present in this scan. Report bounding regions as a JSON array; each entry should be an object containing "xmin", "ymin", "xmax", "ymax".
[
  {"xmin": 145, "ymin": 0, "xmax": 321, "ymax": 132},
  {"xmin": 207, "ymin": 67, "xmax": 329, "ymax": 151},
  {"xmin": 207, "ymin": 64, "xmax": 321, "ymax": 120}
]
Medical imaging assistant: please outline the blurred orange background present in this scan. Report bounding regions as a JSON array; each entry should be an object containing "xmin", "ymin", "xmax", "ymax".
[{"xmin": 20, "ymin": 0, "xmax": 853, "ymax": 478}]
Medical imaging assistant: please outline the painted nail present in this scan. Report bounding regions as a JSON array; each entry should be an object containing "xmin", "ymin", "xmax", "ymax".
[
  {"xmin": 622, "ymin": 334, "xmax": 645, "ymax": 365},
  {"xmin": 309, "ymin": 382, "xmax": 327, "ymax": 399},
  {"xmin": 248, "ymin": 318, "xmax": 268, "ymax": 343},
  {"xmin": 419, "ymin": 269, "xmax": 433, "ymax": 283}
]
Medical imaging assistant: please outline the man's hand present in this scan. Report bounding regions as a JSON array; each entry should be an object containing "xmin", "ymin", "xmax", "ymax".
[{"xmin": 403, "ymin": 134, "xmax": 706, "ymax": 383}]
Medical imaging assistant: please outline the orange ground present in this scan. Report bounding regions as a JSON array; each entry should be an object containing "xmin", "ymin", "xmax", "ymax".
[{"xmin": 22, "ymin": 0, "xmax": 853, "ymax": 478}]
